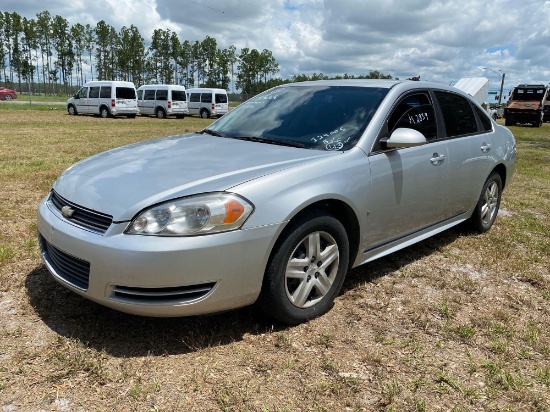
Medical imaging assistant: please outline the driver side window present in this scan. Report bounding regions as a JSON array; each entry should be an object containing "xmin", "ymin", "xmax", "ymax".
[
  {"xmin": 77, "ymin": 87, "xmax": 88, "ymax": 99},
  {"xmin": 387, "ymin": 93, "xmax": 437, "ymax": 141}
]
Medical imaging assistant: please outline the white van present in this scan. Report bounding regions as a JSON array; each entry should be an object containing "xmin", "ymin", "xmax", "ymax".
[
  {"xmin": 136, "ymin": 84, "xmax": 189, "ymax": 119},
  {"xmin": 186, "ymin": 88, "xmax": 229, "ymax": 118},
  {"xmin": 67, "ymin": 81, "xmax": 139, "ymax": 118}
]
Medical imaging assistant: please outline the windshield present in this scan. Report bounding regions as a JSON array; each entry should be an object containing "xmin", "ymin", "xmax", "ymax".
[{"xmin": 208, "ymin": 85, "xmax": 388, "ymax": 151}]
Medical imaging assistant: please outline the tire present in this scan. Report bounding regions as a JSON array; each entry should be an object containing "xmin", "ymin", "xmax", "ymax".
[
  {"xmin": 5, "ymin": 95, "xmax": 12, "ymax": 101},
  {"xmin": 156, "ymin": 108, "xmax": 166, "ymax": 119},
  {"xmin": 200, "ymin": 109, "xmax": 210, "ymax": 119},
  {"xmin": 467, "ymin": 172, "xmax": 502, "ymax": 233},
  {"xmin": 100, "ymin": 107, "xmax": 110, "ymax": 118},
  {"xmin": 67, "ymin": 105, "xmax": 77, "ymax": 116},
  {"xmin": 259, "ymin": 211, "xmax": 349, "ymax": 324}
]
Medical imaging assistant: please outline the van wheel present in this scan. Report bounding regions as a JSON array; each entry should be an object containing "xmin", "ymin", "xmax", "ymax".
[
  {"xmin": 100, "ymin": 107, "xmax": 110, "ymax": 118},
  {"xmin": 200, "ymin": 109, "xmax": 210, "ymax": 119},
  {"xmin": 156, "ymin": 108, "xmax": 166, "ymax": 119},
  {"xmin": 67, "ymin": 105, "xmax": 77, "ymax": 116}
]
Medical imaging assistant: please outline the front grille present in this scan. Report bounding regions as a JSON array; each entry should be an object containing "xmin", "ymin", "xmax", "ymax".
[
  {"xmin": 49, "ymin": 190, "xmax": 113, "ymax": 234},
  {"xmin": 111, "ymin": 283, "xmax": 216, "ymax": 303},
  {"xmin": 39, "ymin": 234, "xmax": 90, "ymax": 290}
]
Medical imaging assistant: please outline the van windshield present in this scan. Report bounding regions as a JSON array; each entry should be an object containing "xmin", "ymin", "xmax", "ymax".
[
  {"xmin": 208, "ymin": 85, "xmax": 388, "ymax": 151},
  {"xmin": 172, "ymin": 91, "xmax": 186, "ymax": 101},
  {"xmin": 116, "ymin": 87, "xmax": 136, "ymax": 99}
]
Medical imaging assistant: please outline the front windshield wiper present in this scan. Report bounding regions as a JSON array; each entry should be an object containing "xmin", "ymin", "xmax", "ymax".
[
  {"xmin": 231, "ymin": 136, "xmax": 305, "ymax": 148},
  {"xmin": 201, "ymin": 128, "xmax": 227, "ymax": 137}
]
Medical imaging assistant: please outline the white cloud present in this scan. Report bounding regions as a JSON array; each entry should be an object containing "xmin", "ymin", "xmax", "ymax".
[{"xmin": 2, "ymin": 0, "xmax": 549, "ymax": 88}]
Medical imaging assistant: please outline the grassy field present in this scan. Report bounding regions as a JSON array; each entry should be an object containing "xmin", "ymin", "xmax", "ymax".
[{"xmin": 0, "ymin": 108, "xmax": 548, "ymax": 411}]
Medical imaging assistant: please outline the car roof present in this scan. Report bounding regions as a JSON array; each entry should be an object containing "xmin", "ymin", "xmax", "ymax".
[{"xmin": 278, "ymin": 79, "xmax": 476, "ymax": 102}]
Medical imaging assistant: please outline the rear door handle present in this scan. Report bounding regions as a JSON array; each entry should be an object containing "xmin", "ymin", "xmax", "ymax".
[
  {"xmin": 430, "ymin": 153, "xmax": 446, "ymax": 165},
  {"xmin": 481, "ymin": 142, "xmax": 492, "ymax": 153}
]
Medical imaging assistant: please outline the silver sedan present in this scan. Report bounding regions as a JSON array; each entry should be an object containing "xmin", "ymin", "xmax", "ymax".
[{"xmin": 37, "ymin": 80, "xmax": 517, "ymax": 324}]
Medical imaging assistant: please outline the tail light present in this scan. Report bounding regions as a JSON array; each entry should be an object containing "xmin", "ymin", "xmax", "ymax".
[
  {"xmin": 168, "ymin": 101, "xmax": 172, "ymax": 109},
  {"xmin": 111, "ymin": 99, "xmax": 115, "ymax": 107},
  {"xmin": 212, "ymin": 104, "xmax": 215, "ymax": 110}
]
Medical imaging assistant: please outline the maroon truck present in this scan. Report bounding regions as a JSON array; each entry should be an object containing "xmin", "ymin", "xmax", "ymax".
[{"xmin": 504, "ymin": 84, "xmax": 547, "ymax": 127}]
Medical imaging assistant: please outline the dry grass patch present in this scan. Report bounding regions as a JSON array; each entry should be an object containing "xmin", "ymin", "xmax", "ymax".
[{"xmin": 0, "ymin": 110, "xmax": 548, "ymax": 410}]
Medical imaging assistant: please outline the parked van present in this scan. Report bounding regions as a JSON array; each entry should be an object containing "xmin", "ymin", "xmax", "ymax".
[
  {"xmin": 137, "ymin": 84, "xmax": 189, "ymax": 119},
  {"xmin": 186, "ymin": 88, "xmax": 229, "ymax": 118},
  {"xmin": 67, "ymin": 81, "xmax": 139, "ymax": 118}
]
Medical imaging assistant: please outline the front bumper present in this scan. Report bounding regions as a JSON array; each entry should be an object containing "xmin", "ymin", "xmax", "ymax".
[{"xmin": 37, "ymin": 195, "xmax": 279, "ymax": 317}]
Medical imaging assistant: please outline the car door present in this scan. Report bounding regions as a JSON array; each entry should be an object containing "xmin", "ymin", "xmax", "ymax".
[
  {"xmin": 364, "ymin": 92, "xmax": 451, "ymax": 249},
  {"xmin": 141, "ymin": 89, "xmax": 156, "ymax": 115},
  {"xmin": 87, "ymin": 86, "xmax": 101, "ymax": 114},
  {"xmin": 188, "ymin": 92, "xmax": 200, "ymax": 115},
  {"xmin": 75, "ymin": 87, "xmax": 89, "ymax": 113},
  {"xmin": 433, "ymin": 91, "xmax": 495, "ymax": 215}
]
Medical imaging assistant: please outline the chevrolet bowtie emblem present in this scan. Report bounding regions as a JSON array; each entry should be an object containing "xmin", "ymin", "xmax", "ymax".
[{"xmin": 61, "ymin": 205, "xmax": 75, "ymax": 218}]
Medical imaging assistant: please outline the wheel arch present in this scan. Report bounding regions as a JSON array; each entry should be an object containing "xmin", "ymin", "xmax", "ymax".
[
  {"xmin": 266, "ymin": 198, "xmax": 360, "ymax": 272},
  {"xmin": 492, "ymin": 163, "xmax": 508, "ymax": 190}
]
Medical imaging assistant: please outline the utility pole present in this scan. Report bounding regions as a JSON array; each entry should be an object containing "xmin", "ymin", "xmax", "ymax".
[{"xmin": 498, "ymin": 72, "xmax": 505, "ymax": 107}]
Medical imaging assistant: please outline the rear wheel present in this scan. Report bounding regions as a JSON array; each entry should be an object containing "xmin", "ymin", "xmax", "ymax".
[
  {"xmin": 467, "ymin": 172, "xmax": 502, "ymax": 233},
  {"xmin": 200, "ymin": 109, "xmax": 210, "ymax": 119},
  {"xmin": 156, "ymin": 108, "xmax": 166, "ymax": 119},
  {"xmin": 100, "ymin": 107, "xmax": 110, "ymax": 118},
  {"xmin": 259, "ymin": 211, "xmax": 349, "ymax": 324}
]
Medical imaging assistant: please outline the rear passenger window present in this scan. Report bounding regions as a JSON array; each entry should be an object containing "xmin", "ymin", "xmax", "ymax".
[
  {"xmin": 215, "ymin": 93, "xmax": 227, "ymax": 104},
  {"xmin": 201, "ymin": 93, "xmax": 212, "ymax": 103},
  {"xmin": 116, "ymin": 87, "xmax": 136, "ymax": 99},
  {"xmin": 473, "ymin": 105, "xmax": 493, "ymax": 132},
  {"xmin": 172, "ymin": 91, "xmax": 186, "ymax": 101},
  {"xmin": 156, "ymin": 90, "xmax": 168, "ymax": 101},
  {"xmin": 190, "ymin": 93, "xmax": 200, "ymax": 103},
  {"xmin": 100, "ymin": 87, "xmax": 111, "ymax": 98},
  {"xmin": 89, "ymin": 87, "xmax": 100, "ymax": 98},
  {"xmin": 434, "ymin": 91, "xmax": 478, "ymax": 137},
  {"xmin": 144, "ymin": 90, "xmax": 155, "ymax": 100}
]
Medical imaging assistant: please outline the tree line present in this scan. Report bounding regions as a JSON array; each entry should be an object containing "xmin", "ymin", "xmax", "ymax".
[{"xmin": 0, "ymin": 10, "xmax": 393, "ymax": 97}]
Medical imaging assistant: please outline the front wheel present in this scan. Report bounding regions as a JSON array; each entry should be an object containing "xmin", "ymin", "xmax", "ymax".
[
  {"xmin": 67, "ymin": 105, "xmax": 77, "ymax": 115},
  {"xmin": 5, "ymin": 95, "xmax": 12, "ymax": 101},
  {"xmin": 467, "ymin": 172, "xmax": 502, "ymax": 233},
  {"xmin": 259, "ymin": 212, "xmax": 349, "ymax": 324}
]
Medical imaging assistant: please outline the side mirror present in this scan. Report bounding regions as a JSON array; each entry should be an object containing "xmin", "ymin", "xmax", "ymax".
[
  {"xmin": 73, "ymin": 94, "xmax": 79, "ymax": 99},
  {"xmin": 383, "ymin": 128, "xmax": 427, "ymax": 148}
]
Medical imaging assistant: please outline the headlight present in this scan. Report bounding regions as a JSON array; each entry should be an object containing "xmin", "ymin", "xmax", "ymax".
[{"xmin": 125, "ymin": 193, "xmax": 254, "ymax": 236}]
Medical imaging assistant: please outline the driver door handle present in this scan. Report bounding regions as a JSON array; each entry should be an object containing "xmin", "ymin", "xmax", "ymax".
[{"xmin": 430, "ymin": 153, "xmax": 446, "ymax": 165}]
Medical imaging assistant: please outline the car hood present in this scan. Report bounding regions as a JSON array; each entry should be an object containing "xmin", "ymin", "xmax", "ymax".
[{"xmin": 53, "ymin": 133, "xmax": 335, "ymax": 221}]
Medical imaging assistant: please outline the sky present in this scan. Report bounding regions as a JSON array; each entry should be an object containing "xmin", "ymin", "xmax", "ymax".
[{"xmin": 2, "ymin": 0, "xmax": 550, "ymax": 92}]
